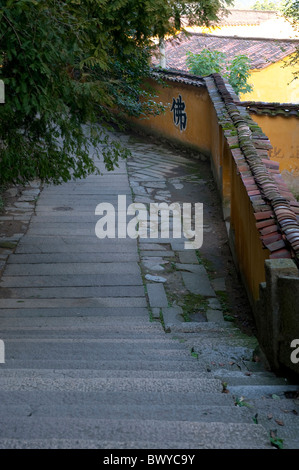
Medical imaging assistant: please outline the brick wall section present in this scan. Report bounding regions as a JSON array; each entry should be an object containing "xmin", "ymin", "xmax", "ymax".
[{"xmin": 204, "ymin": 73, "xmax": 299, "ymax": 267}]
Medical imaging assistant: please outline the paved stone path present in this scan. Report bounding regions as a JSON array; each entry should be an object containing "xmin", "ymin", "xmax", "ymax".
[{"xmin": 0, "ymin": 129, "xmax": 298, "ymax": 449}]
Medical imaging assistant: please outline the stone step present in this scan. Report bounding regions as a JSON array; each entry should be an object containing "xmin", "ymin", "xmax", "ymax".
[
  {"xmin": 0, "ymin": 402, "xmax": 253, "ymax": 423},
  {"xmin": 166, "ymin": 322, "xmax": 236, "ymax": 333},
  {"xmin": 0, "ymin": 308, "xmax": 150, "ymax": 318},
  {"xmin": 242, "ymin": 397, "xmax": 299, "ymax": 449},
  {"xmin": 24, "ymin": 227, "xmax": 121, "ymax": 236},
  {"xmin": 242, "ymin": 360, "xmax": 272, "ymax": 373},
  {"xmin": 283, "ymin": 439, "xmax": 299, "ymax": 450},
  {"xmin": 0, "ymin": 376, "xmax": 222, "ymax": 393},
  {"xmin": 0, "ymin": 324, "xmax": 162, "ymax": 334},
  {"xmin": 0, "ymin": 286, "xmax": 145, "ymax": 298},
  {"xmin": 0, "ymin": 314, "xmax": 156, "ymax": 327},
  {"xmin": 0, "ymin": 297, "xmax": 147, "ymax": 308},
  {"xmin": 6, "ymin": 253, "xmax": 139, "ymax": 264},
  {"xmin": 0, "ymin": 438, "xmax": 264, "ymax": 450},
  {"xmin": 0, "ymin": 368, "xmax": 211, "ymax": 379},
  {"xmin": 33, "ymin": 201, "xmax": 131, "ymax": 209},
  {"xmin": 228, "ymin": 384, "xmax": 299, "ymax": 399},
  {"xmin": 3, "ymin": 262, "xmax": 140, "ymax": 276},
  {"xmin": 3, "ymin": 337, "xmax": 188, "ymax": 347},
  {"xmin": 212, "ymin": 368, "xmax": 286, "ymax": 381},
  {"xmin": 17, "ymin": 236, "xmax": 137, "ymax": 246},
  {"xmin": 187, "ymin": 337, "xmax": 258, "ymax": 361},
  {"xmin": 0, "ymin": 417, "xmax": 270, "ymax": 448},
  {"xmin": 188, "ymin": 336, "xmax": 258, "ymax": 350},
  {"xmin": 170, "ymin": 329, "xmax": 254, "ymax": 342},
  {"xmin": 15, "ymin": 243, "xmax": 138, "ymax": 254},
  {"xmin": 31, "ymin": 215, "xmax": 131, "ymax": 222},
  {"xmin": 1, "ymin": 273, "xmax": 143, "ymax": 287},
  {"xmin": 0, "ymin": 390, "xmax": 234, "ymax": 407},
  {"xmin": 0, "ymin": 359, "xmax": 207, "ymax": 371},
  {"xmin": 0, "ymin": 329, "xmax": 169, "ymax": 340},
  {"xmin": 3, "ymin": 344, "xmax": 201, "ymax": 362},
  {"xmin": 213, "ymin": 371, "xmax": 290, "ymax": 387}
]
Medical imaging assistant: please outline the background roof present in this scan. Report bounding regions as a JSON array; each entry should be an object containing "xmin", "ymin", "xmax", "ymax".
[{"xmin": 152, "ymin": 33, "xmax": 298, "ymax": 70}]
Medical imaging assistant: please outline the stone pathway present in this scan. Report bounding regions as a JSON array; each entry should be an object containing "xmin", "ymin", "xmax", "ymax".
[
  {"xmin": 125, "ymin": 131, "xmax": 299, "ymax": 449},
  {"xmin": 0, "ymin": 128, "xmax": 298, "ymax": 449}
]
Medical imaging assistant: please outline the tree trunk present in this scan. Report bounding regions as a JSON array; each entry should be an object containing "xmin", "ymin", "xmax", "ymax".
[{"xmin": 159, "ymin": 37, "xmax": 166, "ymax": 68}]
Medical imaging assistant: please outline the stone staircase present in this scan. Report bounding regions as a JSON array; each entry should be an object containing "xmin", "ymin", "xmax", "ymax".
[
  {"xmin": 0, "ymin": 129, "xmax": 298, "ymax": 449},
  {"xmin": 0, "ymin": 310, "xmax": 271, "ymax": 449},
  {"xmin": 163, "ymin": 320, "xmax": 299, "ymax": 449}
]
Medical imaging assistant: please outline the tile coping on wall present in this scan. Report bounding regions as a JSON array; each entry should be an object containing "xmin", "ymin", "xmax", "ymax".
[
  {"xmin": 238, "ymin": 101, "xmax": 299, "ymax": 118},
  {"xmin": 151, "ymin": 68, "xmax": 206, "ymax": 87},
  {"xmin": 150, "ymin": 68, "xmax": 299, "ymax": 266}
]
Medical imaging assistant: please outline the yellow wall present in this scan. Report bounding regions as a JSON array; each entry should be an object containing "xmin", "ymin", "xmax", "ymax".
[
  {"xmin": 240, "ymin": 54, "xmax": 299, "ymax": 103},
  {"xmin": 251, "ymin": 114, "xmax": 299, "ymax": 172},
  {"xmin": 230, "ymin": 156, "xmax": 269, "ymax": 301},
  {"xmin": 136, "ymin": 80, "xmax": 213, "ymax": 155}
]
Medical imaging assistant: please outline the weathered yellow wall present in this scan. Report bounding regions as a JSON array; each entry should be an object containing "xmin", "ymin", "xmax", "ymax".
[
  {"xmin": 132, "ymin": 79, "xmax": 272, "ymax": 302},
  {"xmin": 250, "ymin": 114, "xmax": 299, "ymax": 172},
  {"xmin": 240, "ymin": 54, "xmax": 299, "ymax": 104},
  {"xmin": 134, "ymin": 80, "xmax": 213, "ymax": 155},
  {"xmin": 230, "ymin": 157, "xmax": 270, "ymax": 301}
]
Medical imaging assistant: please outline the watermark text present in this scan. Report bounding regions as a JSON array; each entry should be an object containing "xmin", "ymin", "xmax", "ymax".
[
  {"xmin": 290, "ymin": 339, "xmax": 299, "ymax": 364},
  {"xmin": 0, "ymin": 340, "xmax": 5, "ymax": 363},
  {"xmin": 95, "ymin": 195, "xmax": 203, "ymax": 249}
]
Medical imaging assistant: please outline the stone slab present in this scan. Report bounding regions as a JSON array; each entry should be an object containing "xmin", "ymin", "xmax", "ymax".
[
  {"xmin": 182, "ymin": 272, "xmax": 216, "ymax": 297},
  {"xmin": 146, "ymin": 283, "xmax": 168, "ymax": 308},
  {"xmin": 162, "ymin": 307, "xmax": 184, "ymax": 330},
  {"xmin": 206, "ymin": 309, "xmax": 225, "ymax": 323},
  {"xmin": 211, "ymin": 278, "xmax": 226, "ymax": 292},
  {"xmin": 140, "ymin": 250, "xmax": 175, "ymax": 258},
  {"xmin": 178, "ymin": 251, "xmax": 199, "ymax": 264}
]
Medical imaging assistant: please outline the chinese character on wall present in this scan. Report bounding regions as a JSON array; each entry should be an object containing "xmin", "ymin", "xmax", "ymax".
[{"xmin": 171, "ymin": 94, "xmax": 187, "ymax": 131}]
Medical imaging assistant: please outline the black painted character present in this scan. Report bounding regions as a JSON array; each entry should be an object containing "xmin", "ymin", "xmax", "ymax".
[{"xmin": 171, "ymin": 95, "xmax": 187, "ymax": 131}]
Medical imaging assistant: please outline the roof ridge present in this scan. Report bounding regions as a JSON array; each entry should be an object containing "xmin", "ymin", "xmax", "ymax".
[
  {"xmin": 177, "ymin": 31, "xmax": 299, "ymax": 44},
  {"xmin": 240, "ymin": 101, "xmax": 299, "ymax": 109}
]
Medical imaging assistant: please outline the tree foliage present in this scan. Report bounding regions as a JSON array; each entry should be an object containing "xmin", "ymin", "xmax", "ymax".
[
  {"xmin": 186, "ymin": 49, "xmax": 227, "ymax": 76},
  {"xmin": 283, "ymin": 0, "xmax": 299, "ymax": 28},
  {"xmin": 186, "ymin": 49, "xmax": 253, "ymax": 95},
  {"xmin": 0, "ymin": 0, "xmax": 232, "ymax": 185},
  {"xmin": 283, "ymin": 0, "xmax": 299, "ymax": 81},
  {"xmin": 251, "ymin": 0, "xmax": 280, "ymax": 10}
]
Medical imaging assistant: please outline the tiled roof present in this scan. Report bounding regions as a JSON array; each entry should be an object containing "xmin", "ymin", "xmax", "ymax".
[
  {"xmin": 217, "ymin": 9, "xmax": 279, "ymax": 26},
  {"xmin": 152, "ymin": 33, "xmax": 298, "ymax": 70},
  {"xmin": 151, "ymin": 68, "xmax": 299, "ymax": 263},
  {"xmin": 181, "ymin": 9, "xmax": 279, "ymax": 28},
  {"xmin": 239, "ymin": 101, "xmax": 299, "ymax": 118}
]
